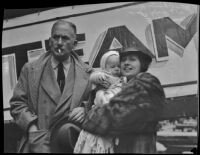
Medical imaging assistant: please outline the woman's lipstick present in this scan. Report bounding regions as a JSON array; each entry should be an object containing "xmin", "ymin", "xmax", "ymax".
[{"xmin": 58, "ymin": 49, "xmax": 61, "ymax": 54}]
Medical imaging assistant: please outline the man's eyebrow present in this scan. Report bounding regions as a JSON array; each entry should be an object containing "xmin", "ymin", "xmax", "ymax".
[{"xmin": 52, "ymin": 34, "xmax": 69, "ymax": 38}]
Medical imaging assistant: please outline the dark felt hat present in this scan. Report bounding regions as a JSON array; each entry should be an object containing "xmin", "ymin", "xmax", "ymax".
[
  {"xmin": 120, "ymin": 46, "xmax": 154, "ymax": 72},
  {"xmin": 120, "ymin": 46, "xmax": 154, "ymax": 61}
]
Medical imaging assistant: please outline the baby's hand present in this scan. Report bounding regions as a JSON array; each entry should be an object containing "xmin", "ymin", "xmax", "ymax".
[
  {"xmin": 90, "ymin": 71, "xmax": 111, "ymax": 88},
  {"xmin": 101, "ymin": 80, "xmax": 111, "ymax": 88},
  {"xmin": 96, "ymin": 73, "xmax": 111, "ymax": 88},
  {"xmin": 97, "ymin": 72, "xmax": 107, "ymax": 82},
  {"xmin": 99, "ymin": 74, "xmax": 111, "ymax": 88}
]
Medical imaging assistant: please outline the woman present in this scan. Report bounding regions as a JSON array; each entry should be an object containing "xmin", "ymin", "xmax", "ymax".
[
  {"xmin": 82, "ymin": 46, "xmax": 165, "ymax": 153},
  {"xmin": 74, "ymin": 50, "xmax": 123, "ymax": 153}
]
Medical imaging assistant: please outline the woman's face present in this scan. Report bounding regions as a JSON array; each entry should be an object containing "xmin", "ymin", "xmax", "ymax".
[{"xmin": 120, "ymin": 54, "xmax": 141, "ymax": 80}]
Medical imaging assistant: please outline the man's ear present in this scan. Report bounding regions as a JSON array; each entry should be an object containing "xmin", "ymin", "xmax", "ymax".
[
  {"xmin": 48, "ymin": 37, "xmax": 52, "ymax": 47},
  {"xmin": 74, "ymin": 40, "xmax": 77, "ymax": 46}
]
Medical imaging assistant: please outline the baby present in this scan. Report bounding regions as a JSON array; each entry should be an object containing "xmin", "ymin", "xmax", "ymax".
[
  {"xmin": 91, "ymin": 50, "xmax": 126, "ymax": 106},
  {"xmin": 74, "ymin": 50, "xmax": 125, "ymax": 153}
]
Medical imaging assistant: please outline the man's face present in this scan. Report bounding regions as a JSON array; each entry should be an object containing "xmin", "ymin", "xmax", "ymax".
[
  {"xmin": 120, "ymin": 54, "xmax": 141, "ymax": 80},
  {"xmin": 49, "ymin": 23, "xmax": 76, "ymax": 61}
]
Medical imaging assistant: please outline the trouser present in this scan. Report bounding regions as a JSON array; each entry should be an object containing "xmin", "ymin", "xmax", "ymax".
[{"xmin": 50, "ymin": 123, "xmax": 81, "ymax": 153}]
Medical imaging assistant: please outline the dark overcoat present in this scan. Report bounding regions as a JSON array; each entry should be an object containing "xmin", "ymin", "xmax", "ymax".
[
  {"xmin": 10, "ymin": 51, "xmax": 93, "ymax": 153},
  {"xmin": 82, "ymin": 72, "xmax": 165, "ymax": 153}
]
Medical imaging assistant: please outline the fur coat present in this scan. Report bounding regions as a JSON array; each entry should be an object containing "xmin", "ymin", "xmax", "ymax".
[{"xmin": 82, "ymin": 72, "xmax": 165, "ymax": 153}]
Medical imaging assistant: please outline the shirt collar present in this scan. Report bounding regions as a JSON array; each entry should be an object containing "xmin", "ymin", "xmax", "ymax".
[{"xmin": 51, "ymin": 55, "xmax": 71, "ymax": 70}]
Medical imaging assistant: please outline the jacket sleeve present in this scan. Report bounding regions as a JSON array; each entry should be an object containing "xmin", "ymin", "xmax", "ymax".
[
  {"xmin": 10, "ymin": 63, "xmax": 38, "ymax": 132},
  {"xmin": 81, "ymin": 80, "xmax": 95, "ymax": 112},
  {"xmin": 82, "ymin": 73, "xmax": 165, "ymax": 136}
]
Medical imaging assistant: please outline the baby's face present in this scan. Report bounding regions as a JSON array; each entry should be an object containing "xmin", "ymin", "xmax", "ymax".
[{"xmin": 105, "ymin": 55, "xmax": 120, "ymax": 77}]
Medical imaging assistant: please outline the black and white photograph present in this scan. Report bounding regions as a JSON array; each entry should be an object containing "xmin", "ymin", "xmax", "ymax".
[{"xmin": 3, "ymin": 2, "xmax": 199, "ymax": 154}]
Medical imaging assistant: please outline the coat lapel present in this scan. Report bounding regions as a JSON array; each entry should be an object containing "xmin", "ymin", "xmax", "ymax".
[
  {"xmin": 29, "ymin": 52, "xmax": 52, "ymax": 111},
  {"xmin": 69, "ymin": 58, "xmax": 90, "ymax": 110},
  {"xmin": 41, "ymin": 58, "xmax": 61, "ymax": 105}
]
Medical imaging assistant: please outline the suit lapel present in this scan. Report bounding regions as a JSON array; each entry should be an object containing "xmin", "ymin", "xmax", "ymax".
[
  {"xmin": 58, "ymin": 61, "xmax": 75, "ymax": 106},
  {"xmin": 49, "ymin": 61, "xmax": 75, "ymax": 129},
  {"xmin": 49, "ymin": 55, "xmax": 91, "ymax": 129}
]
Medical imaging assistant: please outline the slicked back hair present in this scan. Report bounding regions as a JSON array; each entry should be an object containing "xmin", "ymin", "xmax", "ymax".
[{"xmin": 51, "ymin": 20, "xmax": 77, "ymax": 36}]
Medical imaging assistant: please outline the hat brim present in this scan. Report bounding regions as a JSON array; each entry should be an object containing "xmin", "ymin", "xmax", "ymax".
[{"xmin": 120, "ymin": 50, "xmax": 152, "ymax": 62}]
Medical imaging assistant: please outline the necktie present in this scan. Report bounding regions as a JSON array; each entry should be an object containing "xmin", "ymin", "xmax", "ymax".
[{"xmin": 57, "ymin": 63, "xmax": 65, "ymax": 93}]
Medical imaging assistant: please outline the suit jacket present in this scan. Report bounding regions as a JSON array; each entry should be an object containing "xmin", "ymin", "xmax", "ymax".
[
  {"xmin": 82, "ymin": 72, "xmax": 165, "ymax": 153},
  {"xmin": 10, "ymin": 51, "xmax": 93, "ymax": 153}
]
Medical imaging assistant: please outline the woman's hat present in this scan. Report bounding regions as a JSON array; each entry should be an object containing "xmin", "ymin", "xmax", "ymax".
[
  {"xmin": 100, "ymin": 50, "xmax": 119, "ymax": 70},
  {"xmin": 120, "ymin": 46, "xmax": 154, "ymax": 63}
]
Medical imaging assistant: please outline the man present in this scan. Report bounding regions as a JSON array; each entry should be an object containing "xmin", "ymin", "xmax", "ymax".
[{"xmin": 10, "ymin": 20, "xmax": 93, "ymax": 153}]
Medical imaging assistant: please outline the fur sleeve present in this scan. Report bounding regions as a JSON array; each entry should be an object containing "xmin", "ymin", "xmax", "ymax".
[{"xmin": 82, "ymin": 73, "xmax": 165, "ymax": 136}]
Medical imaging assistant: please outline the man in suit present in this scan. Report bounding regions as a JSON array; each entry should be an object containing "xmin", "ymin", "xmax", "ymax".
[{"xmin": 9, "ymin": 20, "xmax": 93, "ymax": 153}]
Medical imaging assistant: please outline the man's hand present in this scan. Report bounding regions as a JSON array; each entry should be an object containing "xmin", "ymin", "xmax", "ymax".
[{"xmin": 68, "ymin": 107, "xmax": 85, "ymax": 123}]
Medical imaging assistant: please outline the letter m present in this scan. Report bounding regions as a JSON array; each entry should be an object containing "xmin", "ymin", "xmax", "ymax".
[{"xmin": 146, "ymin": 14, "xmax": 197, "ymax": 61}]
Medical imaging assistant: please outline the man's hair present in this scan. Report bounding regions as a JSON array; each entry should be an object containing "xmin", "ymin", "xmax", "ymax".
[{"xmin": 51, "ymin": 20, "xmax": 77, "ymax": 35}]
